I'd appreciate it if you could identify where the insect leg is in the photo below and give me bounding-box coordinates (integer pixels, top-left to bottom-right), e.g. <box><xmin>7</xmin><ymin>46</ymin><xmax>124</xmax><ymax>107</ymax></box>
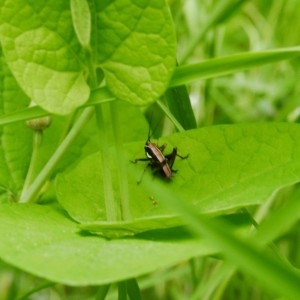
<box><xmin>159</xmin><ymin>143</ymin><xmax>167</xmax><ymax>152</ymax></box>
<box><xmin>165</xmin><ymin>147</ymin><xmax>189</xmax><ymax>171</ymax></box>
<box><xmin>165</xmin><ymin>147</ymin><xmax>178</xmax><ymax>169</ymax></box>
<box><xmin>176</xmin><ymin>153</ymin><xmax>189</xmax><ymax>159</ymax></box>
<box><xmin>131</xmin><ymin>157</ymin><xmax>149</xmax><ymax>164</ymax></box>
<box><xmin>136</xmin><ymin>163</ymin><xmax>152</xmax><ymax>185</ymax></box>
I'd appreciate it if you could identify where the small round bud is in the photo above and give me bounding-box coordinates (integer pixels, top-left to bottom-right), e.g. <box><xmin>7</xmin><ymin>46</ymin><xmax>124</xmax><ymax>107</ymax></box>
<box><xmin>26</xmin><ymin>116</ymin><xmax>52</xmax><ymax>131</ymax></box>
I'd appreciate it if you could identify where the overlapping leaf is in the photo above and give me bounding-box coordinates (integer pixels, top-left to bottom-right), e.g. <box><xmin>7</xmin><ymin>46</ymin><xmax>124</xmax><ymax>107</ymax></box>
<box><xmin>0</xmin><ymin>0</ymin><xmax>89</xmax><ymax>114</ymax></box>
<box><xmin>0</xmin><ymin>204</ymin><xmax>216</xmax><ymax>285</ymax></box>
<box><xmin>94</xmin><ymin>0</ymin><xmax>176</xmax><ymax>105</ymax></box>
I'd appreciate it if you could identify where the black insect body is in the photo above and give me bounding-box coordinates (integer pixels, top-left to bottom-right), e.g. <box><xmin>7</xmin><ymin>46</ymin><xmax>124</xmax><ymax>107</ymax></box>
<box><xmin>132</xmin><ymin>135</ymin><xmax>188</xmax><ymax>184</ymax></box>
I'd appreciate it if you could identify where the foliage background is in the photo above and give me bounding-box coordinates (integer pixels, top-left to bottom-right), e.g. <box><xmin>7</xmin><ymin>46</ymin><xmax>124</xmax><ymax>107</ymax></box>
<box><xmin>1</xmin><ymin>0</ymin><xmax>300</xmax><ymax>299</ymax></box>
<box><xmin>173</xmin><ymin>0</ymin><xmax>300</xmax><ymax>126</ymax></box>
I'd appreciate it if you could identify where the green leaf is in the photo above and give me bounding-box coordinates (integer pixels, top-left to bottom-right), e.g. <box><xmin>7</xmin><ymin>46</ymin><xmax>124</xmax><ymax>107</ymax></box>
<box><xmin>95</xmin><ymin>0</ymin><xmax>176</xmax><ymax>105</ymax></box>
<box><xmin>1</xmin><ymin>45</ymin><xmax>299</xmax><ymax>124</ymax></box>
<box><xmin>56</xmin><ymin>123</ymin><xmax>300</xmax><ymax>235</ymax></box>
<box><xmin>0</xmin><ymin>0</ymin><xmax>90</xmax><ymax>115</ymax></box>
<box><xmin>0</xmin><ymin>50</ymin><xmax>31</xmax><ymax>202</ymax></box>
<box><xmin>0</xmin><ymin>204</ymin><xmax>215</xmax><ymax>285</ymax></box>
<box><xmin>0</xmin><ymin>49</ymin><xmax>96</xmax><ymax>204</ymax></box>
<box><xmin>70</xmin><ymin>0</ymin><xmax>91</xmax><ymax>48</ymax></box>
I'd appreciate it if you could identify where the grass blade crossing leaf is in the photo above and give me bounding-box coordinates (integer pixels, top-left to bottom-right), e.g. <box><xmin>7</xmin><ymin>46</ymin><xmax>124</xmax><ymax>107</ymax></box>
<box><xmin>136</xmin><ymin>174</ymin><xmax>300</xmax><ymax>299</ymax></box>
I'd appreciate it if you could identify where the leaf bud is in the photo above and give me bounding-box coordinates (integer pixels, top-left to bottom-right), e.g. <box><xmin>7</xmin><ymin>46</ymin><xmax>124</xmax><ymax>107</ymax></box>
<box><xmin>26</xmin><ymin>116</ymin><xmax>52</xmax><ymax>131</ymax></box>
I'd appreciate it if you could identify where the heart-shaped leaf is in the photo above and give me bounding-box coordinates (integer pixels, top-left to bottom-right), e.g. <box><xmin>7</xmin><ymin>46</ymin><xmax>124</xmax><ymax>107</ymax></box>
<box><xmin>95</xmin><ymin>0</ymin><xmax>176</xmax><ymax>105</ymax></box>
<box><xmin>0</xmin><ymin>0</ymin><xmax>90</xmax><ymax>115</ymax></box>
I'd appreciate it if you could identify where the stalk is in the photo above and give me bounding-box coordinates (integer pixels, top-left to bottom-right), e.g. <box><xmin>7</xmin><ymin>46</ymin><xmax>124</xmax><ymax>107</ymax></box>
<box><xmin>19</xmin><ymin>108</ymin><xmax>94</xmax><ymax>203</ymax></box>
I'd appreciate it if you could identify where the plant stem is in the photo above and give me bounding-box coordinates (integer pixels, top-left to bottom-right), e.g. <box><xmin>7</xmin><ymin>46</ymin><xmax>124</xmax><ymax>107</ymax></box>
<box><xmin>19</xmin><ymin>130</ymin><xmax>43</xmax><ymax>202</ymax></box>
<box><xmin>111</xmin><ymin>101</ymin><xmax>131</xmax><ymax>221</ymax></box>
<box><xmin>87</xmin><ymin>49</ymin><xmax>118</xmax><ymax>221</ymax></box>
<box><xmin>95</xmin><ymin>104</ymin><xmax>118</xmax><ymax>222</ymax></box>
<box><xmin>19</xmin><ymin>107</ymin><xmax>94</xmax><ymax>203</ymax></box>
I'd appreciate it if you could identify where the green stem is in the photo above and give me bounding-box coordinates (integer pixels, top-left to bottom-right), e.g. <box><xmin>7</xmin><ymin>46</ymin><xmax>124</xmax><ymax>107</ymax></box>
<box><xmin>118</xmin><ymin>281</ymin><xmax>127</xmax><ymax>300</ymax></box>
<box><xmin>111</xmin><ymin>101</ymin><xmax>131</xmax><ymax>221</ymax></box>
<box><xmin>95</xmin><ymin>104</ymin><xmax>117</xmax><ymax>222</ymax></box>
<box><xmin>19</xmin><ymin>107</ymin><xmax>94</xmax><ymax>203</ymax></box>
<box><xmin>88</xmin><ymin>50</ymin><xmax>118</xmax><ymax>221</ymax></box>
<box><xmin>19</xmin><ymin>130</ymin><xmax>43</xmax><ymax>202</ymax></box>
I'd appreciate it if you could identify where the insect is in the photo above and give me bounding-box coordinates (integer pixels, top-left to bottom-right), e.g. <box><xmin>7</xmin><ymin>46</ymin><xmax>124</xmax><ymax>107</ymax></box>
<box><xmin>132</xmin><ymin>128</ymin><xmax>189</xmax><ymax>184</ymax></box>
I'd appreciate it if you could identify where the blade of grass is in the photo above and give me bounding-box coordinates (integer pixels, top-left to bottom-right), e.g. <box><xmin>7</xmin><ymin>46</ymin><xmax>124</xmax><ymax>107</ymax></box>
<box><xmin>156</xmin><ymin>99</ymin><xmax>185</xmax><ymax>132</ymax></box>
<box><xmin>0</xmin><ymin>87</ymin><xmax>115</xmax><ymax>126</ymax></box>
<box><xmin>254</xmin><ymin>184</ymin><xmax>300</xmax><ymax>245</ymax></box>
<box><xmin>126</xmin><ymin>278</ymin><xmax>142</xmax><ymax>300</ymax></box>
<box><xmin>135</xmin><ymin>169</ymin><xmax>300</xmax><ymax>299</ymax></box>
<box><xmin>0</xmin><ymin>106</ymin><xmax>48</xmax><ymax>126</ymax></box>
<box><xmin>118</xmin><ymin>282</ymin><xmax>127</xmax><ymax>300</ymax></box>
<box><xmin>172</xmin><ymin>46</ymin><xmax>300</xmax><ymax>87</ymax></box>
<box><xmin>192</xmin><ymin>186</ymin><xmax>300</xmax><ymax>299</ymax></box>
<box><xmin>95</xmin><ymin>284</ymin><xmax>110</xmax><ymax>300</ymax></box>
<box><xmin>164</xmin><ymin>84</ymin><xmax>197</xmax><ymax>130</ymax></box>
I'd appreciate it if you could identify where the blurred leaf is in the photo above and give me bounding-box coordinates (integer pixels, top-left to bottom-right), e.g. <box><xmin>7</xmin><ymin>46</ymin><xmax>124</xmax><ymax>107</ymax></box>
<box><xmin>139</xmin><ymin>174</ymin><xmax>300</xmax><ymax>300</ymax></box>
<box><xmin>180</xmin><ymin>0</ymin><xmax>247</xmax><ymax>63</ymax></box>
<box><xmin>0</xmin><ymin>204</ymin><xmax>216</xmax><ymax>285</ymax></box>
